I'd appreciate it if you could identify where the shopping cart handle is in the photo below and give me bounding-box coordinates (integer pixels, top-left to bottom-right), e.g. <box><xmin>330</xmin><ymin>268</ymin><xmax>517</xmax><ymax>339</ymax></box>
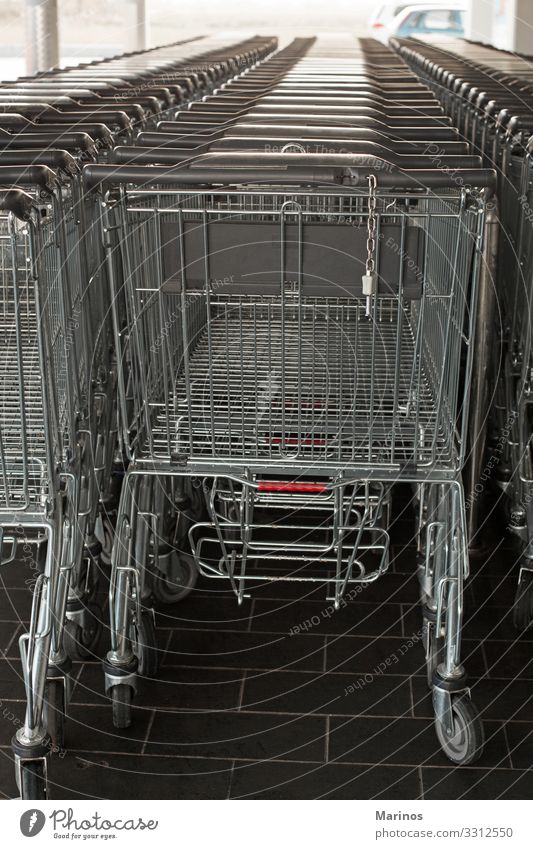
<box><xmin>111</xmin><ymin>145</ymin><xmax>209</xmax><ymax>165</ymax></box>
<box><xmin>0</xmin><ymin>187</ymin><xmax>34</xmax><ymax>220</ymax></box>
<box><xmin>0</xmin><ymin>164</ymin><xmax>57</xmax><ymax>192</ymax></box>
<box><xmin>82</xmin><ymin>162</ymin><xmax>345</xmax><ymax>189</ymax></box>
<box><xmin>0</xmin><ymin>131</ymin><xmax>97</xmax><ymax>156</ymax></box>
<box><xmin>0</xmin><ymin>150</ymin><xmax>79</xmax><ymax>176</ymax></box>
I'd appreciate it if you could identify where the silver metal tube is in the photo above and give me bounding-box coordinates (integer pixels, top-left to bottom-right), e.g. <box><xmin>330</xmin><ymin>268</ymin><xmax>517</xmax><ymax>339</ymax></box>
<box><xmin>465</xmin><ymin>201</ymin><xmax>499</xmax><ymax>547</ymax></box>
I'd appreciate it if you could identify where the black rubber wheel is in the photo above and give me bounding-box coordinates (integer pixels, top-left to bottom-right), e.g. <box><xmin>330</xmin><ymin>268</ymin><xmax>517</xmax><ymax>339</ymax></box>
<box><xmin>110</xmin><ymin>683</ymin><xmax>132</xmax><ymax>729</ymax></box>
<box><xmin>44</xmin><ymin>679</ymin><xmax>66</xmax><ymax>751</ymax></box>
<box><xmin>152</xmin><ymin>552</ymin><xmax>197</xmax><ymax>604</ymax></box>
<box><xmin>63</xmin><ymin>601</ymin><xmax>103</xmax><ymax>661</ymax></box>
<box><xmin>20</xmin><ymin>760</ymin><xmax>47</xmax><ymax>800</ymax></box>
<box><xmin>434</xmin><ymin>694</ymin><xmax>485</xmax><ymax>765</ymax></box>
<box><xmin>99</xmin><ymin>515</ymin><xmax>115</xmax><ymax>568</ymax></box>
<box><xmin>130</xmin><ymin>611</ymin><xmax>159</xmax><ymax>677</ymax></box>
<box><xmin>513</xmin><ymin>570</ymin><xmax>533</xmax><ymax>631</ymax></box>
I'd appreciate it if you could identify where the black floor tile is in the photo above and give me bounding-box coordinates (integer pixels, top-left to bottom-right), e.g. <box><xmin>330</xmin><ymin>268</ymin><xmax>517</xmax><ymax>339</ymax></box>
<box><xmin>73</xmin><ymin>664</ymin><xmax>243</xmax><ymax>712</ymax></box>
<box><xmin>469</xmin><ymin>575</ymin><xmax>519</xmax><ymax>608</ymax></box>
<box><xmin>325</xmin><ymin>633</ymin><xmax>487</xmax><ymax>678</ymax></box>
<box><xmin>164</xmin><ymin>629</ymin><xmax>326</xmax><ymax>672</ymax></box>
<box><xmin>46</xmin><ymin>753</ymin><xmax>233</xmax><ymax>800</ymax></box>
<box><xmin>0</xmin><ymin>588</ymin><xmax>32</xmax><ymax>621</ymax></box>
<box><xmin>0</xmin><ymin>748</ymin><xmax>18</xmax><ymax>798</ymax></box>
<box><xmin>0</xmin><ymin>701</ymin><xmax>25</xmax><ymax>747</ymax></box>
<box><xmin>65</xmin><ymin>704</ymin><xmax>152</xmax><ymax>754</ymax></box>
<box><xmin>0</xmin><ymin>659</ymin><xmax>26</xmax><ymax>702</ymax></box>
<box><xmin>484</xmin><ymin>639</ymin><xmax>533</xmax><ymax>679</ymax></box>
<box><xmin>0</xmin><ymin>623</ymin><xmax>21</xmax><ymax>658</ymax></box>
<box><xmin>504</xmin><ymin>722</ymin><xmax>533</xmax><ymax>769</ymax></box>
<box><xmin>155</xmin><ymin>596</ymin><xmax>253</xmax><ymax>631</ymax></box>
<box><xmin>422</xmin><ymin>766</ymin><xmax>533</xmax><ymax>800</ymax></box>
<box><xmin>229</xmin><ymin>759</ymin><xmax>421</xmax><ymax>799</ymax></box>
<box><xmin>145</xmin><ymin>710</ymin><xmax>327</xmax><ymax>762</ymax></box>
<box><xmin>250</xmin><ymin>599</ymin><xmax>403</xmax><ymax>637</ymax></box>
<box><xmin>328</xmin><ymin>716</ymin><xmax>511</xmax><ymax>768</ymax></box>
<box><xmin>241</xmin><ymin>669</ymin><xmax>412</xmax><ymax>717</ymax></box>
<box><xmin>389</xmin><ymin>544</ymin><xmax>418</xmax><ymax>574</ymax></box>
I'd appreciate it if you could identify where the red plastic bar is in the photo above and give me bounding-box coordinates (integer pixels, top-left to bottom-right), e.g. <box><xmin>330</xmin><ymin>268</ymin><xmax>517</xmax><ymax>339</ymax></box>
<box><xmin>257</xmin><ymin>481</ymin><xmax>327</xmax><ymax>493</ymax></box>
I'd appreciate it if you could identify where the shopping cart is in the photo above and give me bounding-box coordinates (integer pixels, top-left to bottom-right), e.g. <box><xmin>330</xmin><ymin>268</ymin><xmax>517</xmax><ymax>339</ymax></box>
<box><xmin>392</xmin><ymin>36</ymin><xmax>533</xmax><ymax>626</ymax></box>
<box><xmin>86</xmin><ymin>145</ymin><xmax>496</xmax><ymax>765</ymax></box>
<box><xmin>0</xmin><ymin>168</ymin><xmax>90</xmax><ymax>799</ymax></box>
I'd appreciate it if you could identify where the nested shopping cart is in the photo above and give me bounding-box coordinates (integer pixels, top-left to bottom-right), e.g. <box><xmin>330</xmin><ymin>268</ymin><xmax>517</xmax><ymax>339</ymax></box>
<box><xmin>0</xmin><ymin>166</ymin><xmax>93</xmax><ymax>799</ymax></box>
<box><xmin>392</xmin><ymin>35</ymin><xmax>533</xmax><ymax>626</ymax></box>
<box><xmin>87</xmin><ymin>146</ymin><xmax>496</xmax><ymax>765</ymax></box>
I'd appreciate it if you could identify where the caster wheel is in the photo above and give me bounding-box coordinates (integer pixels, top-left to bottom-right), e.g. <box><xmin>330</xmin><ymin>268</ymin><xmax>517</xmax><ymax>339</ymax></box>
<box><xmin>44</xmin><ymin>679</ymin><xmax>66</xmax><ymax>751</ymax></box>
<box><xmin>188</xmin><ymin>480</ymin><xmax>205</xmax><ymax>520</ymax></box>
<box><xmin>63</xmin><ymin>602</ymin><xmax>103</xmax><ymax>661</ymax></box>
<box><xmin>152</xmin><ymin>552</ymin><xmax>197</xmax><ymax>604</ymax></box>
<box><xmin>110</xmin><ymin>684</ymin><xmax>132</xmax><ymax>729</ymax></box>
<box><xmin>20</xmin><ymin>760</ymin><xmax>47</xmax><ymax>800</ymax></box>
<box><xmin>422</xmin><ymin>618</ymin><xmax>441</xmax><ymax>688</ymax></box>
<box><xmin>513</xmin><ymin>570</ymin><xmax>533</xmax><ymax>631</ymax></box>
<box><xmin>435</xmin><ymin>695</ymin><xmax>484</xmax><ymax>765</ymax></box>
<box><xmin>130</xmin><ymin>611</ymin><xmax>159</xmax><ymax>676</ymax></box>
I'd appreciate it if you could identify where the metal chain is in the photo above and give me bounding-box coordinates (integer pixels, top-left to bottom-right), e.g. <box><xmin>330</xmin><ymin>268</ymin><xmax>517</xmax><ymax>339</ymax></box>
<box><xmin>366</xmin><ymin>174</ymin><xmax>377</xmax><ymax>275</ymax></box>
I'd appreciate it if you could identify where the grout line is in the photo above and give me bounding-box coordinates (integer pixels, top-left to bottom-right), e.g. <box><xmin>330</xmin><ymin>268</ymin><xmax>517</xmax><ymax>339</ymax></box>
<box><xmin>161</xmin><ymin>629</ymin><xmax>174</xmax><ymax>665</ymax></box>
<box><xmin>69</xmin><ymin>662</ymin><xmax>86</xmax><ymax>699</ymax></box>
<box><xmin>408</xmin><ymin>676</ymin><xmax>415</xmax><ymax>719</ymax></box>
<box><xmin>226</xmin><ymin>758</ymin><xmax>236</xmax><ymax>800</ymax></box>
<box><xmin>141</xmin><ymin>709</ymin><xmax>156</xmax><ymax>755</ymax></box>
<box><xmin>237</xmin><ymin>670</ymin><xmax>247</xmax><ymax>710</ymax></box>
<box><xmin>324</xmin><ymin>714</ymin><xmax>330</xmax><ymax>764</ymax></box>
<box><xmin>246</xmin><ymin>598</ymin><xmax>256</xmax><ymax>633</ymax></box>
<box><xmin>417</xmin><ymin>766</ymin><xmax>425</xmax><ymax>800</ymax></box>
<box><xmin>2</xmin><ymin>624</ymin><xmax>21</xmax><ymax>658</ymax></box>
<box><xmin>502</xmin><ymin>722</ymin><xmax>514</xmax><ymax>770</ymax></box>
<box><xmin>480</xmin><ymin>641</ymin><xmax>491</xmax><ymax>680</ymax></box>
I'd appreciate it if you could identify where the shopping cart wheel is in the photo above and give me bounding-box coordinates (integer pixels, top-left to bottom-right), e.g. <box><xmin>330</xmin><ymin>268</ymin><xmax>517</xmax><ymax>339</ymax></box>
<box><xmin>110</xmin><ymin>684</ymin><xmax>132</xmax><ymax>729</ymax></box>
<box><xmin>19</xmin><ymin>760</ymin><xmax>47</xmax><ymax>800</ymax></box>
<box><xmin>63</xmin><ymin>601</ymin><xmax>103</xmax><ymax>661</ymax></box>
<box><xmin>44</xmin><ymin>679</ymin><xmax>66</xmax><ymax>750</ymax></box>
<box><xmin>434</xmin><ymin>695</ymin><xmax>484</xmax><ymax>766</ymax></box>
<box><xmin>131</xmin><ymin>611</ymin><xmax>159</xmax><ymax>677</ymax></box>
<box><xmin>513</xmin><ymin>569</ymin><xmax>533</xmax><ymax>631</ymax></box>
<box><xmin>152</xmin><ymin>552</ymin><xmax>198</xmax><ymax>604</ymax></box>
<box><xmin>98</xmin><ymin>514</ymin><xmax>115</xmax><ymax>568</ymax></box>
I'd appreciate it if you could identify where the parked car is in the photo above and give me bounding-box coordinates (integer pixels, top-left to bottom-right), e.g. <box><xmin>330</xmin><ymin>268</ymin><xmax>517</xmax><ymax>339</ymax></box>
<box><xmin>389</xmin><ymin>4</ymin><xmax>466</xmax><ymax>39</ymax></box>
<box><xmin>368</xmin><ymin>1</ymin><xmax>450</xmax><ymax>41</ymax></box>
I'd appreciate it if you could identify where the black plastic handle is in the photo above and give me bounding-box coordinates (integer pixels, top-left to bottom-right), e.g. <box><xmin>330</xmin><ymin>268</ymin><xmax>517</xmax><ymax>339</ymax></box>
<box><xmin>0</xmin><ymin>187</ymin><xmax>34</xmax><ymax>219</ymax></box>
<box><xmin>0</xmin><ymin>164</ymin><xmax>57</xmax><ymax>191</ymax></box>
<box><xmin>0</xmin><ymin>149</ymin><xmax>79</xmax><ymax>175</ymax></box>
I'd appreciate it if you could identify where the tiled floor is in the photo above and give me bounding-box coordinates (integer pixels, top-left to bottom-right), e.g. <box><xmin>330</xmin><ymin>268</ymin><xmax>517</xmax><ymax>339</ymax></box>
<box><xmin>1</xmin><ymin>492</ymin><xmax>532</xmax><ymax>799</ymax></box>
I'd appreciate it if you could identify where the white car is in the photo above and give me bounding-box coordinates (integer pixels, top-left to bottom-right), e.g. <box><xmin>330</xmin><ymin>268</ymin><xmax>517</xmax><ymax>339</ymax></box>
<box><xmin>388</xmin><ymin>3</ymin><xmax>466</xmax><ymax>40</ymax></box>
<box><xmin>368</xmin><ymin>1</ymin><xmax>451</xmax><ymax>42</ymax></box>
